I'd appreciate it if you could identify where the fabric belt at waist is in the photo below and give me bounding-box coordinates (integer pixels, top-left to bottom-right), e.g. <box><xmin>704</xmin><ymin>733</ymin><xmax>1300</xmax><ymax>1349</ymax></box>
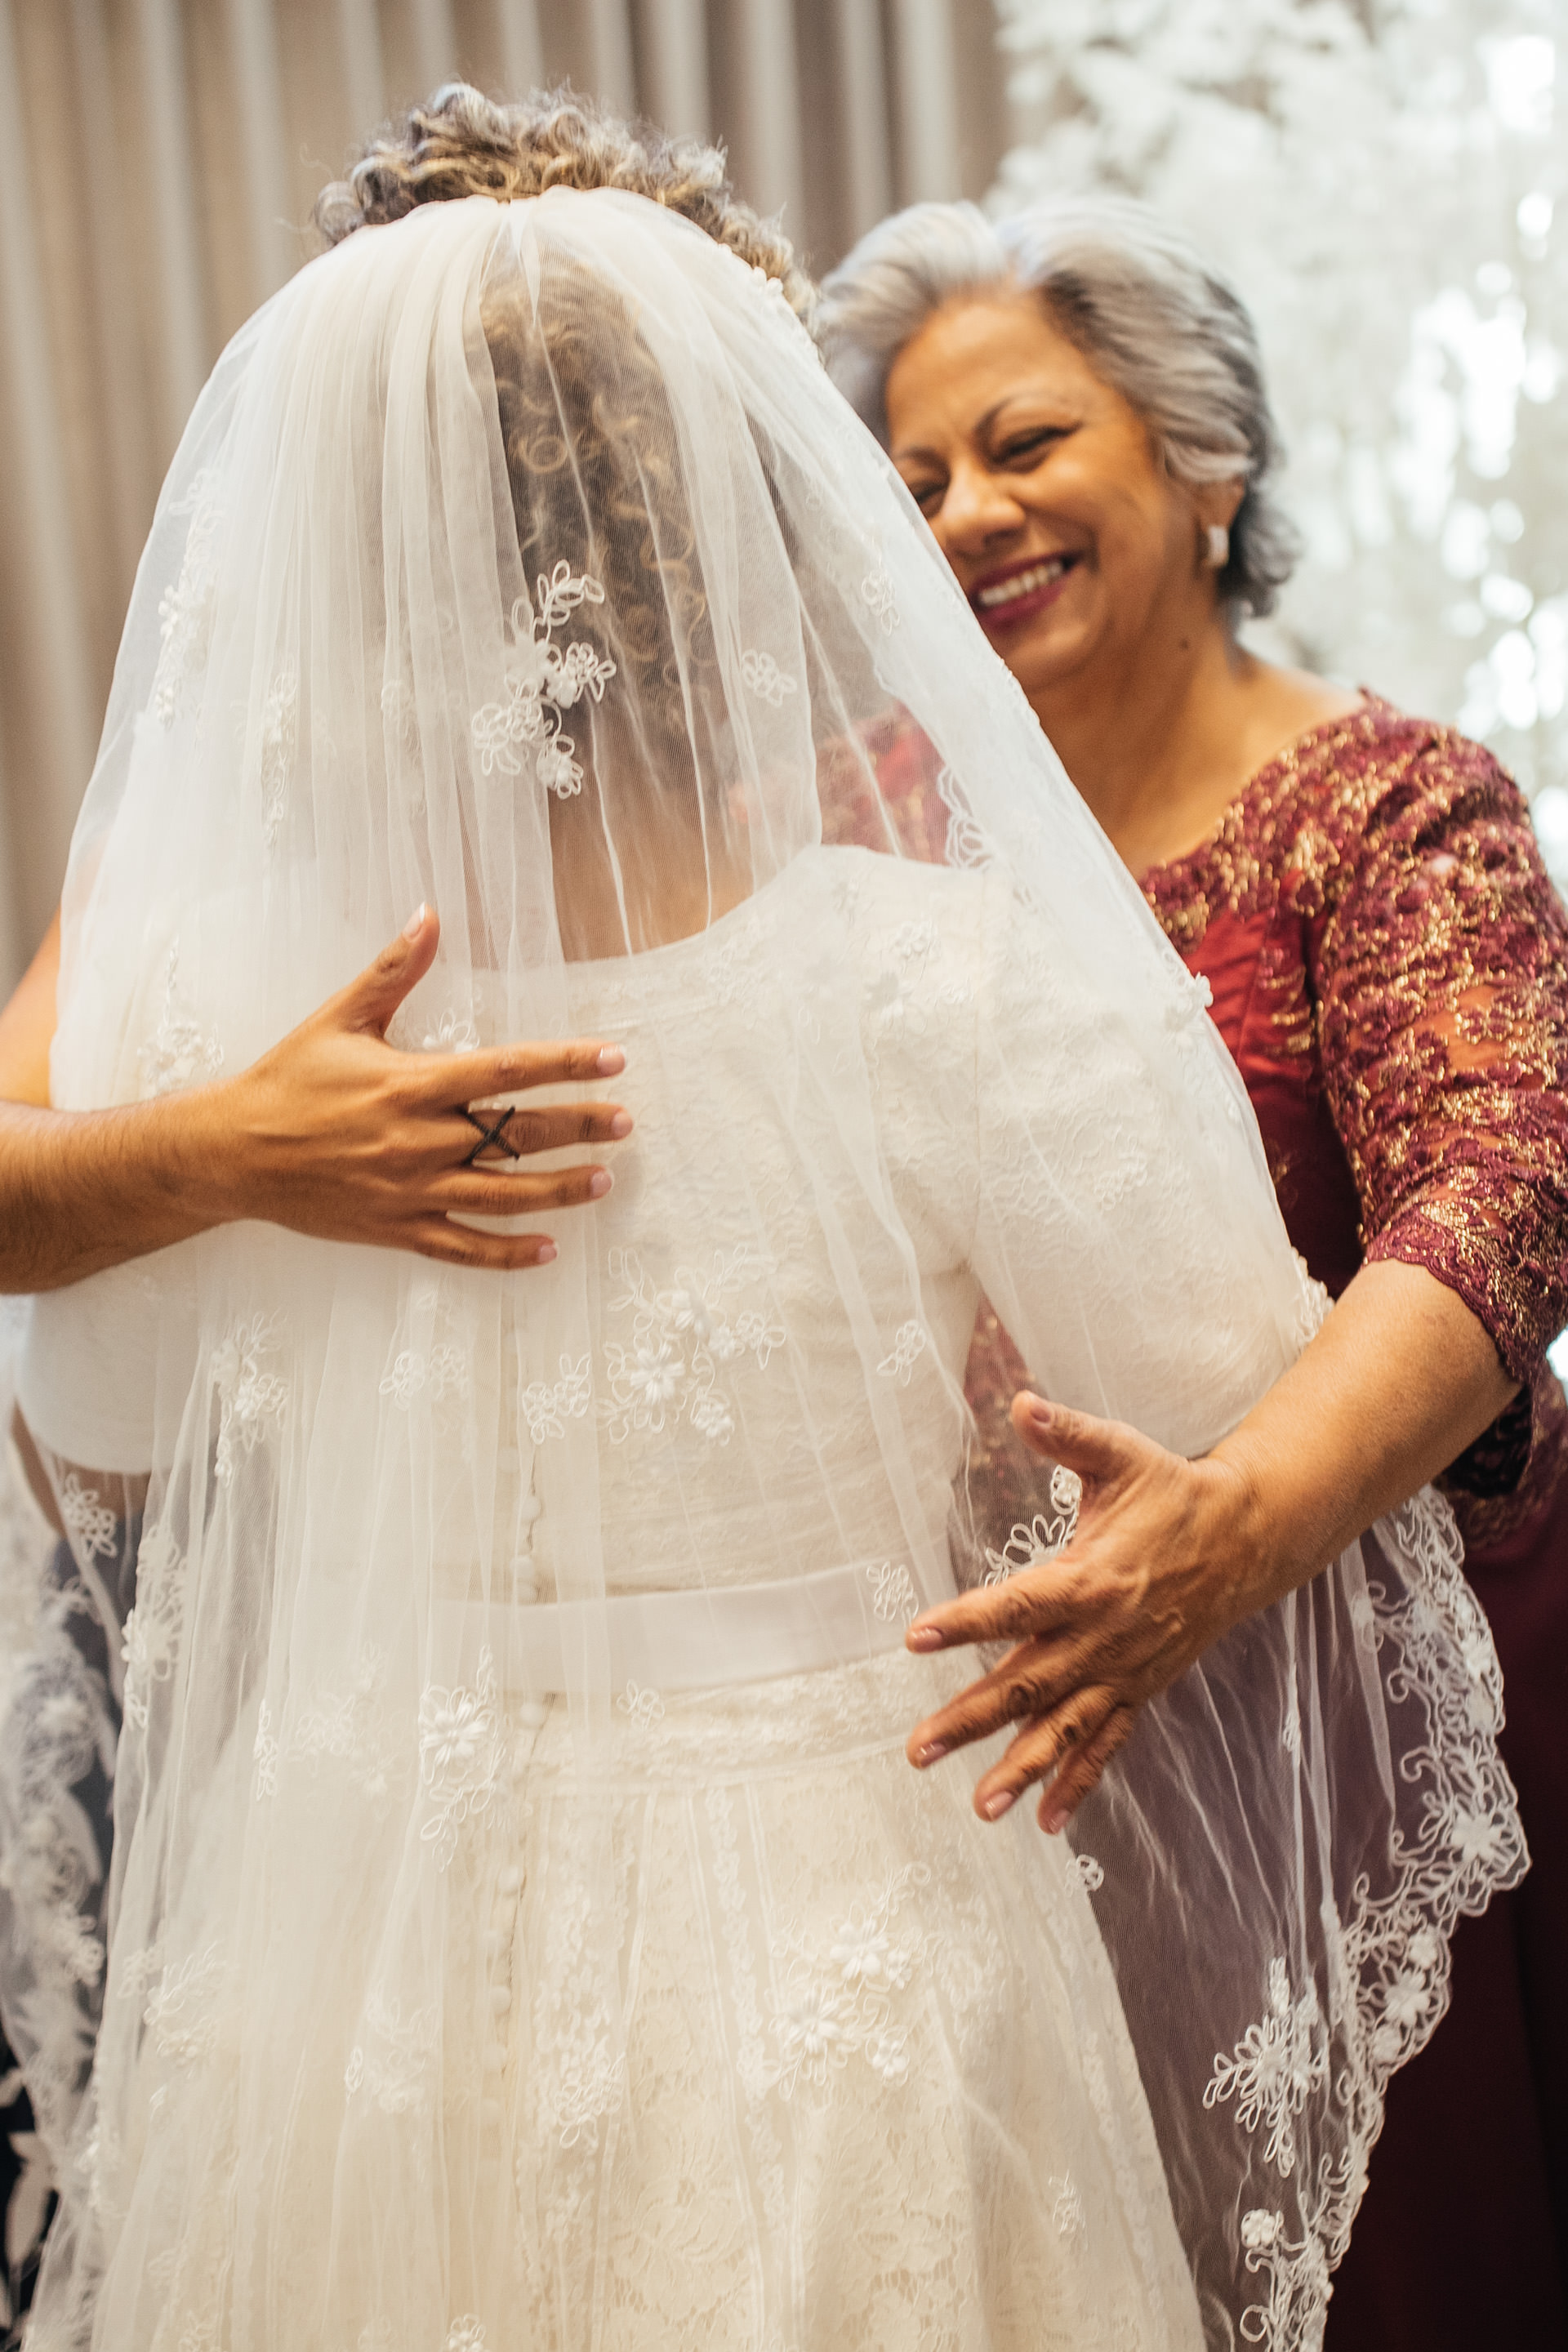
<box><xmin>444</xmin><ymin>1557</ymin><xmax>941</xmax><ymax>1696</ymax></box>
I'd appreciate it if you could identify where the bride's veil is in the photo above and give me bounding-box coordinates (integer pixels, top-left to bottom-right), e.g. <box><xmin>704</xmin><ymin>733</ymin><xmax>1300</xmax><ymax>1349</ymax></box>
<box><xmin>10</xmin><ymin>190</ymin><xmax>1522</xmax><ymax>2347</ymax></box>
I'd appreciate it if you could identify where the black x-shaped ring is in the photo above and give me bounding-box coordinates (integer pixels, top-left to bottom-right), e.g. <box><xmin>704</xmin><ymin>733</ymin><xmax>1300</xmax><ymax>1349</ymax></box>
<box><xmin>461</xmin><ymin>1107</ymin><xmax>523</xmax><ymax>1166</ymax></box>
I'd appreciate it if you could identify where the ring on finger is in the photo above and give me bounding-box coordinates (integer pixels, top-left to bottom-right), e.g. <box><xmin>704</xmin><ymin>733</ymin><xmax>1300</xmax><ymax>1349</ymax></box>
<box><xmin>461</xmin><ymin>1107</ymin><xmax>521</xmax><ymax>1166</ymax></box>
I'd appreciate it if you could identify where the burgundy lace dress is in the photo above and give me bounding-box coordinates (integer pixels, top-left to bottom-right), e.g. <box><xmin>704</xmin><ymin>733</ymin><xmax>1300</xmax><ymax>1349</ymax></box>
<box><xmin>1138</xmin><ymin>697</ymin><xmax>1568</xmax><ymax>2349</ymax></box>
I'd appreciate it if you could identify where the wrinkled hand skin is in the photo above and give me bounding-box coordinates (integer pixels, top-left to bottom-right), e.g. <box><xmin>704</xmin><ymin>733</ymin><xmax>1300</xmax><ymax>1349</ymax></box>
<box><xmin>904</xmin><ymin>1253</ymin><xmax>1518</xmax><ymax>1837</ymax></box>
<box><xmin>905</xmin><ymin>1392</ymin><xmax>1255</xmax><ymax>1834</ymax></box>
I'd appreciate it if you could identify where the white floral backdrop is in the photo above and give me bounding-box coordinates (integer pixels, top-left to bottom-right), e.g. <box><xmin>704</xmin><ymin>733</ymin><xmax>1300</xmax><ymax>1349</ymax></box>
<box><xmin>991</xmin><ymin>0</ymin><xmax>1568</xmax><ymax>887</ymax></box>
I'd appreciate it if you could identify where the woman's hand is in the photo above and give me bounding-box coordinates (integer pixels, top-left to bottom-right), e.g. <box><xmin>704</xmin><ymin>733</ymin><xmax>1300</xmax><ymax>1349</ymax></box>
<box><xmin>904</xmin><ymin>1262</ymin><xmax>1520</xmax><ymax>1835</ymax></box>
<box><xmin>207</xmin><ymin>904</ymin><xmax>630</xmax><ymax>1270</ymax></box>
<box><xmin>0</xmin><ymin>902</ymin><xmax>633</xmax><ymax>1290</ymax></box>
<box><xmin>906</xmin><ymin>1393</ymin><xmax>1259</xmax><ymax>1833</ymax></box>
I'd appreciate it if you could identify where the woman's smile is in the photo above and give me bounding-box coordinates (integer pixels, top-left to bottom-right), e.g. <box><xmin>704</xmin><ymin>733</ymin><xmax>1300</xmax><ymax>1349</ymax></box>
<box><xmin>969</xmin><ymin>549</ymin><xmax>1084</xmax><ymax>630</ymax></box>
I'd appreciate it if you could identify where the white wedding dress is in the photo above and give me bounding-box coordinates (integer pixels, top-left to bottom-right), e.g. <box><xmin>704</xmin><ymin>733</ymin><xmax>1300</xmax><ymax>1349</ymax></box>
<box><xmin>11</xmin><ymin>193</ymin><xmax>1523</xmax><ymax>2352</ymax></box>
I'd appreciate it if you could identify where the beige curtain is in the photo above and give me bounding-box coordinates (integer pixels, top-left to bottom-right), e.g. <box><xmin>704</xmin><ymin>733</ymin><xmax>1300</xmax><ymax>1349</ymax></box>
<box><xmin>0</xmin><ymin>0</ymin><xmax>1011</xmax><ymax>987</ymax></box>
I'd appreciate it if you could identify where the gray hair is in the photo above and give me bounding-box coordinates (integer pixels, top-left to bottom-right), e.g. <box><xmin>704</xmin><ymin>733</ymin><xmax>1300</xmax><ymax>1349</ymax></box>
<box><xmin>817</xmin><ymin>196</ymin><xmax>1298</xmax><ymax>620</ymax></box>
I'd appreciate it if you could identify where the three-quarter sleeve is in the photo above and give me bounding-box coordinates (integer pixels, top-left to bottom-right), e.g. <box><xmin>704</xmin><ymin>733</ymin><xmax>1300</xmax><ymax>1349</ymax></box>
<box><xmin>1312</xmin><ymin>730</ymin><xmax>1568</xmax><ymax>1380</ymax></box>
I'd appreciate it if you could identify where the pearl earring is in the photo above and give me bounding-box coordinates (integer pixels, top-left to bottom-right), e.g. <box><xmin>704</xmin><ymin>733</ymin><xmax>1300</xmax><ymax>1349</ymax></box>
<box><xmin>1205</xmin><ymin>523</ymin><xmax>1230</xmax><ymax>569</ymax></box>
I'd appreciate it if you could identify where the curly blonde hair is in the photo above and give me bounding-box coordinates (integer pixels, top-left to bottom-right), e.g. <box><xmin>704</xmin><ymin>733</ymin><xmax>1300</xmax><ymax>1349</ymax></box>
<box><xmin>316</xmin><ymin>81</ymin><xmax>814</xmax><ymax>325</ymax></box>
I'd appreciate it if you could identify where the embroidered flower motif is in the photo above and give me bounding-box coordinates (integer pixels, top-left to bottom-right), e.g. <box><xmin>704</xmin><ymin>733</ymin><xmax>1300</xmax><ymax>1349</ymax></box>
<box><xmin>601</xmin><ymin>1247</ymin><xmax>783</xmax><ymax>1446</ymax></box>
<box><xmin>876</xmin><ymin>1320</ymin><xmax>927</xmax><ymax>1384</ymax></box>
<box><xmin>258</xmin><ymin>670</ymin><xmax>298</xmax><ymax>846</ymax></box>
<box><xmin>152</xmin><ymin>474</ymin><xmax>221</xmax><ymax>725</ymax></box>
<box><xmin>345</xmin><ymin>1990</ymin><xmax>441</xmax><ymax>2118</ymax></box>
<box><xmin>982</xmin><ymin>1475</ymin><xmax>1082</xmax><ymax>1587</ymax></box>
<box><xmin>57</xmin><ymin>1473</ymin><xmax>117</xmax><ymax>1563</ymax></box>
<box><xmin>1236</xmin><ymin>2205</ymin><xmax>1331</xmax><ymax>2350</ymax></box>
<box><xmin>773</xmin><ymin>1981</ymin><xmax>853</xmax><ymax>2080</ymax></box>
<box><xmin>142</xmin><ymin>1943</ymin><xmax>225</xmax><ymax>2068</ymax></box>
<box><xmin>519</xmin><ymin>1355</ymin><xmax>591</xmax><ymax>1443</ymax></box>
<box><xmin>1203</xmin><ymin>1956</ymin><xmax>1328</xmax><ymax>2177</ymax></box>
<box><xmin>1445</xmin><ymin>1802</ymin><xmax>1515</xmax><ymax>1870</ymax></box>
<box><xmin>865</xmin><ymin>1559</ymin><xmax>918</xmax><ymax>1625</ymax></box>
<box><xmin>769</xmin><ymin>1867</ymin><xmax>927</xmax><ymax>2098</ymax></box>
<box><xmin>139</xmin><ymin>944</ymin><xmax>225</xmax><ymax>1097</ymax></box>
<box><xmin>616</xmin><ymin>1681</ymin><xmax>665</xmax><ymax>1729</ymax></box>
<box><xmin>421</xmin><ymin>1008</ymin><xmax>481</xmax><ymax>1052</ymax></box>
<box><xmin>443</xmin><ymin>2319</ymin><xmax>487</xmax><ymax>2352</ymax></box>
<box><xmin>1071</xmin><ymin>1853</ymin><xmax>1106</xmax><ymax>1893</ymax></box>
<box><xmin>934</xmin><ymin>765</ymin><xmax>1002</xmax><ymax>872</ymax></box>
<box><xmin>418</xmin><ymin>1646</ymin><xmax>506</xmax><ymax>1869</ymax></box>
<box><xmin>212</xmin><ymin>1315</ymin><xmax>289</xmax><ymax>1486</ymax></box>
<box><xmin>381</xmin><ymin>1343</ymin><xmax>470</xmax><ymax>1412</ymax></box>
<box><xmin>1381</xmin><ymin>1966</ymin><xmax>1433</xmax><ymax>2033</ymax></box>
<box><xmin>741</xmin><ymin>649</ymin><xmax>797</xmax><ymax>707</ymax></box>
<box><xmin>256</xmin><ymin>1646</ymin><xmax>406</xmax><ymax>1811</ymax></box>
<box><xmin>861</xmin><ymin>563</ymin><xmax>900</xmax><ymax>635</ymax></box>
<box><xmin>122</xmin><ymin>1520</ymin><xmax>186</xmax><ymax>1733</ymax></box>
<box><xmin>470</xmin><ymin>562</ymin><xmax>615</xmax><ymax>798</ymax></box>
<box><xmin>1049</xmin><ymin>2174</ymin><xmax>1088</xmax><ymax>2245</ymax></box>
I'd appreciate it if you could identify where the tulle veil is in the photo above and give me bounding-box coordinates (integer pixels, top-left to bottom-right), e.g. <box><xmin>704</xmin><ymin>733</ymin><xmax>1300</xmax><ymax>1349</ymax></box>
<box><xmin>1</xmin><ymin>189</ymin><xmax>1524</xmax><ymax>2350</ymax></box>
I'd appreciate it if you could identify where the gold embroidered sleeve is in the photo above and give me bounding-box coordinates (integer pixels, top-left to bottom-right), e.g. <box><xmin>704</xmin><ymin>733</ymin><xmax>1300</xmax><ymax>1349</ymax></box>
<box><xmin>1314</xmin><ymin>736</ymin><xmax>1568</xmax><ymax>1381</ymax></box>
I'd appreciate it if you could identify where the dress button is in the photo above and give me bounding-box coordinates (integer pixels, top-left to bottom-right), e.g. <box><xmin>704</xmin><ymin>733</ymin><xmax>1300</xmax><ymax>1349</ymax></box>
<box><xmin>519</xmin><ymin>1494</ymin><xmax>543</xmax><ymax>1526</ymax></box>
<box><xmin>497</xmin><ymin>1865</ymin><xmax>522</xmax><ymax>1897</ymax></box>
<box><xmin>489</xmin><ymin>1984</ymin><xmax>512</xmax><ymax>2016</ymax></box>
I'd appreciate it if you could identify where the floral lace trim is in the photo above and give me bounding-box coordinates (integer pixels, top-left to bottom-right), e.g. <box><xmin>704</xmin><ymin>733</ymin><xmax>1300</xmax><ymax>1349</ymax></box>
<box><xmin>151</xmin><ymin>474</ymin><xmax>221</xmax><ymax>727</ymax></box>
<box><xmin>768</xmin><ymin>1864</ymin><xmax>930</xmax><ymax>2095</ymax></box>
<box><xmin>1206</xmin><ymin>1486</ymin><xmax>1526</xmax><ymax>2349</ymax></box>
<box><xmin>212</xmin><ymin>1315</ymin><xmax>288</xmax><ymax>1487</ymax></box>
<box><xmin>470</xmin><ymin>562</ymin><xmax>615</xmax><ymax>799</ymax></box>
<box><xmin>138</xmin><ymin>945</ymin><xmax>223</xmax><ymax>1098</ymax></box>
<box><xmin>601</xmin><ymin>1247</ymin><xmax>784</xmax><ymax>1446</ymax></box>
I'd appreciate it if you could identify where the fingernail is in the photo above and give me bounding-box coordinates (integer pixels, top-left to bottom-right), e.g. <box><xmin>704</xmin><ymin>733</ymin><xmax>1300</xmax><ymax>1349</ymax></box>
<box><xmin>914</xmin><ymin>1741</ymin><xmax>947</xmax><ymax>1768</ymax></box>
<box><xmin>608</xmin><ymin>1111</ymin><xmax>633</xmax><ymax>1139</ymax></box>
<box><xmin>982</xmin><ymin>1789</ymin><xmax>1016</xmax><ymax>1821</ymax></box>
<box><xmin>596</xmin><ymin>1046</ymin><xmax>626</xmax><ymax>1075</ymax></box>
<box><xmin>535</xmin><ymin>1241</ymin><xmax>556</xmax><ymax>1264</ymax></box>
<box><xmin>905</xmin><ymin>1625</ymin><xmax>943</xmax><ymax>1652</ymax></box>
<box><xmin>1027</xmin><ymin>1396</ymin><xmax>1054</xmax><ymax>1427</ymax></box>
<box><xmin>588</xmin><ymin>1169</ymin><xmax>612</xmax><ymax>1199</ymax></box>
<box><xmin>403</xmin><ymin>902</ymin><xmax>428</xmax><ymax>939</ymax></box>
<box><xmin>1040</xmin><ymin>1805</ymin><xmax>1067</xmax><ymax>1836</ymax></box>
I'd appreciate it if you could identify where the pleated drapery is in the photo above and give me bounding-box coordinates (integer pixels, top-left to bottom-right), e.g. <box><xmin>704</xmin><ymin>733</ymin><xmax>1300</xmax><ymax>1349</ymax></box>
<box><xmin>0</xmin><ymin>0</ymin><xmax>1012</xmax><ymax>987</ymax></box>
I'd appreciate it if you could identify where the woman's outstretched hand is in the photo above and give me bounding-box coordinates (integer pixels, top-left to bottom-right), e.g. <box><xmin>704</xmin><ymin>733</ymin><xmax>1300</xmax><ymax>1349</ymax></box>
<box><xmin>0</xmin><ymin>902</ymin><xmax>633</xmax><ymax>1290</ymax></box>
<box><xmin>210</xmin><ymin>904</ymin><xmax>630</xmax><ymax>1269</ymax></box>
<box><xmin>905</xmin><ymin>1392</ymin><xmax>1260</xmax><ymax>1834</ymax></box>
<box><xmin>903</xmin><ymin>1260</ymin><xmax>1521</xmax><ymax>1836</ymax></box>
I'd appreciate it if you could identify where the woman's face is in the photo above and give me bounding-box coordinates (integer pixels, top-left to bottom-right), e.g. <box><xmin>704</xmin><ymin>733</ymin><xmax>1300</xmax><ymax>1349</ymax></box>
<box><xmin>884</xmin><ymin>290</ymin><xmax>1214</xmax><ymax>704</ymax></box>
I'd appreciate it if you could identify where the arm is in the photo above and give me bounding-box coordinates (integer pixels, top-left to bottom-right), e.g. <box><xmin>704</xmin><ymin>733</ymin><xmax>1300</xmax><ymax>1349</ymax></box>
<box><xmin>911</xmin><ymin>734</ymin><xmax>1566</xmax><ymax>1829</ymax></box>
<box><xmin>0</xmin><ymin>903</ymin><xmax>631</xmax><ymax>1290</ymax></box>
<box><xmin>904</xmin><ymin>1258</ymin><xmax>1515</xmax><ymax>1829</ymax></box>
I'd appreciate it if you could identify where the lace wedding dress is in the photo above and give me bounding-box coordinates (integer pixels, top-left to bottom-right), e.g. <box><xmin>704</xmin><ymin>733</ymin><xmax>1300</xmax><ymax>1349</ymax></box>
<box><xmin>7</xmin><ymin>191</ymin><xmax>1523</xmax><ymax>2351</ymax></box>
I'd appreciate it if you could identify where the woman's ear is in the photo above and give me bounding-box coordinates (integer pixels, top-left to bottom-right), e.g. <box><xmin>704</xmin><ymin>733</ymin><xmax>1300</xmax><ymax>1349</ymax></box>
<box><xmin>1195</xmin><ymin>479</ymin><xmax>1247</xmax><ymax>573</ymax></box>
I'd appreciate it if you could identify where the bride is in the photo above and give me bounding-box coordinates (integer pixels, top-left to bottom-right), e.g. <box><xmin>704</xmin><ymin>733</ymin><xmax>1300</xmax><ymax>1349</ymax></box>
<box><xmin>15</xmin><ymin>179</ymin><xmax>1520</xmax><ymax>2350</ymax></box>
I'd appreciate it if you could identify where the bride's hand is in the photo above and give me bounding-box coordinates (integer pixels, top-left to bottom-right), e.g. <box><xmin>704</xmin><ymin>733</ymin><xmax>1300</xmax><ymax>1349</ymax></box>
<box><xmin>904</xmin><ymin>1392</ymin><xmax>1258</xmax><ymax>1833</ymax></box>
<box><xmin>207</xmin><ymin>904</ymin><xmax>631</xmax><ymax>1270</ymax></box>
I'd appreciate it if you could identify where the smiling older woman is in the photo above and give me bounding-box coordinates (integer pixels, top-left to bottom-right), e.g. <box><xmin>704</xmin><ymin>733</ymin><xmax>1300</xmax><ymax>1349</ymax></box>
<box><xmin>821</xmin><ymin>196</ymin><xmax>1568</xmax><ymax>2350</ymax></box>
